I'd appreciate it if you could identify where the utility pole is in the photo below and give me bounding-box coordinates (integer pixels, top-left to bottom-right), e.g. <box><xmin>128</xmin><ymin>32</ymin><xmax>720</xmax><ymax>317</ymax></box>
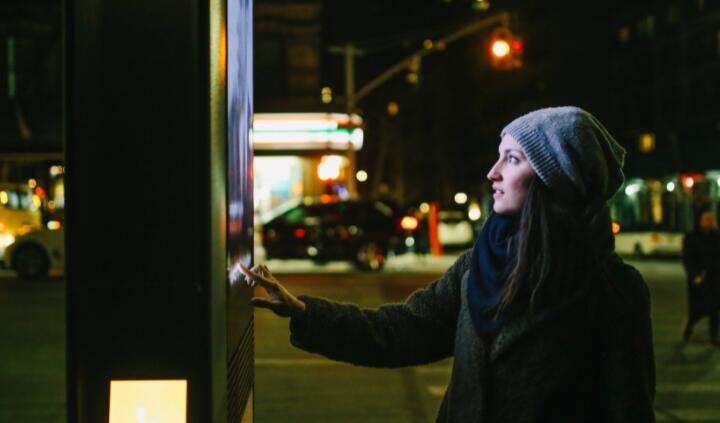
<box><xmin>329</xmin><ymin>43</ymin><xmax>365</xmax><ymax>113</ymax></box>
<box><xmin>329</xmin><ymin>43</ymin><xmax>365</xmax><ymax>196</ymax></box>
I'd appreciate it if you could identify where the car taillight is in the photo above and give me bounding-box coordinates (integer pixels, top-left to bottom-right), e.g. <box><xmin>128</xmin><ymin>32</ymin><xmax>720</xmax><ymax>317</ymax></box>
<box><xmin>294</xmin><ymin>228</ymin><xmax>306</xmax><ymax>239</ymax></box>
<box><xmin>400</xmin><ymin>216</ymin><xmax>419</xmax><ymax>231</ymax></box>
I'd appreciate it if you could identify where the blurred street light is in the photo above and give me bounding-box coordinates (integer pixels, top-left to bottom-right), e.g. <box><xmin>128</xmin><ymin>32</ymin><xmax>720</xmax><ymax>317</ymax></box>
<box><xmin>666</xmin><ymin>181</ymin><xmax>676</xmax><ymax>192</ymax></box>
<box><xmin>356</xmin><ymin>170</ymin><xmax>368</xmax><ymax>182</ymax></box>
<box><xmin>407</xmin><ymin>56</ymin><xmax>421</xmax><ymax>84</ymax></box>
<box><xmin>321</xmin><ymin>86</ymin><xmax>333</xmax><ymax>104</ymax></box>
<box><xmin>473</xmin><ymin>0</ymin><xmax>491</xmax><ymax>11</ymax></box>
<box><xmin>454</xmin><ymin>192</ymin><xmax>468</xmax><ymax>204</ymax></box>
<box><xmin>468</xmin><ymin>202</ymin><xmax>482</xmax><ymax>221</ymax></box>
<box><xmin>625</xmin><ymin>183</ymin><xmax>641</xmax><ymax>196</ymax></box>
<box><xmin>387</xmin><ymin>101</ymin><xmax>400</xmax><ymax>116</ymax></box>
<box><xmin>317</xmin><ymin>155</ymin><xmax>343</xmax><ymax>181</ymax></box>
<box><xmin>50</xmin><ymin>166</ymin><xmax>64</xmax><ymax>177</ymax></box>
<box><xmin>638</xmin><ymin>133</ymin><xmax>656</xmax><ymax>153</ymax></box>
<box><xmin>679</xmin><ymin>173</ymin><xmax>703</xmax><ymax>191</ymax></box>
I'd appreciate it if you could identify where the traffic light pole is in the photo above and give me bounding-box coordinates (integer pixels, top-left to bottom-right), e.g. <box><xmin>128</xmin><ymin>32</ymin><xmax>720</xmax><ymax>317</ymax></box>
<box><xmin>330</xmin><ymin>11</ymin><xmax>511</xmax><ymax>112</ymax></box>
<box><xmin>328</xmin><ymin>43</ymin><xmax>365</xmax><ymax>113</ymax></box>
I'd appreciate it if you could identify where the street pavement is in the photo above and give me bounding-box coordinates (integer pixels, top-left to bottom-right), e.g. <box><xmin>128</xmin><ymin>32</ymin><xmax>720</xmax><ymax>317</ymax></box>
<box><xmin>1</xmin><ymin>255</ymin><xmax>720</xmax><ymax>422</ymax></box>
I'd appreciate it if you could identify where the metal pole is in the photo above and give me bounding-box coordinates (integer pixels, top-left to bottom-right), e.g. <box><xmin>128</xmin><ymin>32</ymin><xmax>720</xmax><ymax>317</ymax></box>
<box><xmin>345</xmin><ymin>43</ymin><xmax>356</xmax><ymax>113</ymax></box>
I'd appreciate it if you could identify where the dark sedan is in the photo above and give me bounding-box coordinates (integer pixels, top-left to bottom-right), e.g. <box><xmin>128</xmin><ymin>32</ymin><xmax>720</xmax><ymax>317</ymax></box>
<box><xmin>261</xmin><ymin>198</ymin><xmax>418</xmax><ymax>271</ymax></box>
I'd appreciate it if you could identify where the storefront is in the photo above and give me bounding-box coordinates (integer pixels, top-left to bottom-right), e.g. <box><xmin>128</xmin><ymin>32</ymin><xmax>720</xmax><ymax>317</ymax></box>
<box><xmin>253</xmin><ymin>113</ymin><xmax>364</xmax><ymax>222</ymax></box>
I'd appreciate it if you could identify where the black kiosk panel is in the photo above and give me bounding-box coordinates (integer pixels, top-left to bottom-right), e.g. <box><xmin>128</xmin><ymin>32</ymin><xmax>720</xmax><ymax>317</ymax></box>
<box><xmin>65</xmin><ymin>0</ymin><xmax>254</xmax><ymax>421</ymax></box>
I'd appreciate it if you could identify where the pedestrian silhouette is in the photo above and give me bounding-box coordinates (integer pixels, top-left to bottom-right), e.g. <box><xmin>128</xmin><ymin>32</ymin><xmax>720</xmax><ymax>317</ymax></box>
<box><xmin>682</xmin><ymin>209</ymin><xmax>720</xmax><ymax>346</ymax></box>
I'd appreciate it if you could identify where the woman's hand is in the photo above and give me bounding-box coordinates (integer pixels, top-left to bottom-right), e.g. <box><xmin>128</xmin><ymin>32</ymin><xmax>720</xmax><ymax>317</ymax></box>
<box><xmin>239</xmin><ymin>263</ymin><xmax>306</xmax><ymax>318</ymax></box>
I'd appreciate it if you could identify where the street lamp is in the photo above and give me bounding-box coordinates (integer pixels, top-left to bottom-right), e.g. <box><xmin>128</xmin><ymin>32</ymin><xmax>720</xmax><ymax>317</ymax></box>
<box><xmin>454</xmin><ymin>192</ymin><xmax>468</xmax><ymax>204</ymax></box>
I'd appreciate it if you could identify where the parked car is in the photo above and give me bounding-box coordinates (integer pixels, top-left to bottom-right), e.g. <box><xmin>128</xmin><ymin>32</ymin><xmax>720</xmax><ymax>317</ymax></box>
<box><xmin>261</xmin><ymin>198</ymin><xmax>417</xmax><ymax>271</ymax></box>
<box><xmin>613</xmin><ymin>224</ymin><xmax>683</xmax><ymax>258</ymax></box>
<box><xmin>437</xmin><ymin>209</ymin><xmax>475</xmax><ymax>250</ymax></box>
<box><xmin>0</xmin><ymin>182</ymin><xmax>43</xmax><ymax>260</ymax></box>
<box><xmin>3</xmin><ymin>227</ymin><xmax>64</xmax><ymax>279</ymax></box>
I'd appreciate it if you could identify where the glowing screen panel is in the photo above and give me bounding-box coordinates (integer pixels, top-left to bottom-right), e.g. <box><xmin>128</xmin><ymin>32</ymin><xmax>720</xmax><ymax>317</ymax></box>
<box><xmin>109</xmin><ymin>380</ymin><xmax>187</xmax><ymax>423</ymax></box>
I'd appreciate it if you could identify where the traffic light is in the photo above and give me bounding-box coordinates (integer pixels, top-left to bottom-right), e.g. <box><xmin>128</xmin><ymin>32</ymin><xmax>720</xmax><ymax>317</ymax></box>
<box><xmin>489</xmin><ymin>27</ymin><xmax>523</xmax><ymax>70</ymax></box>
<box><xmin>406</xmin><ymin>55</ymin><xmax>421</xmax><ymax>84</ymax></box>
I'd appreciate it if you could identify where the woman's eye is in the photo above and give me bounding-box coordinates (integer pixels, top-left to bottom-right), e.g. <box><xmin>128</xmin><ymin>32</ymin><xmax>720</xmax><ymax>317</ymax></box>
<box><xmin>508</xmin><ymin>155</ymin><xmax>519</xmax><ymax>164</ymax></box>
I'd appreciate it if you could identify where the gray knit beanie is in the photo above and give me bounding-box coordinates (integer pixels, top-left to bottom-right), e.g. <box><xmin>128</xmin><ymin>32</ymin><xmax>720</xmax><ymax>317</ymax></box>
<box><xmin>501</xmin><ymin>106</ymin><xmax>626</xmax><ymax>205</ymax></box>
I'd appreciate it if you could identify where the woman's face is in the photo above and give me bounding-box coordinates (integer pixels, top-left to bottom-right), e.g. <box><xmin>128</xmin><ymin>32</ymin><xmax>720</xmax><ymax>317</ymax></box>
<box><xmin>487</xmin><ymin>134</ymin><xmax>536</xmax><ymax>214</ymax></box>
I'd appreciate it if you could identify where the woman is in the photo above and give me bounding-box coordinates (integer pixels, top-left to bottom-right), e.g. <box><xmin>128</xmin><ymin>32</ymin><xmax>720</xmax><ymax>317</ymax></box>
<box><xmin>682</xmin><ymin>208</ymin><xmax>720</xmax><ymax>345</ymax></box>
<box><xmin>240</xmin><ymin>106</ymin><xmax>656</xmax><ymax>422</ymax></box>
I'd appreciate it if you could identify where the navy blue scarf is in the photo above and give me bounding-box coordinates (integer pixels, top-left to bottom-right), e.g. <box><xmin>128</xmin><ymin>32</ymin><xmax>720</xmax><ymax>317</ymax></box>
<box><xmin>467</xmin><ymin>212</ymin><xmax>518</xmax><ymax>336</ymax></box>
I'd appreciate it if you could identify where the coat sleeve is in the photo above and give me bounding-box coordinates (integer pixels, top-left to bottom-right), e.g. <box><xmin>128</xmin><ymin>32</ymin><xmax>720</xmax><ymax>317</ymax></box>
<box><xmin>605</xmin><ymin>266</ymin><xmax>656</xmax><ymax>422</ymax></box>
<box><xmin>288</xmin><ymin>251</ymin><xmax>471</xmax><ymax>368</ymax></box>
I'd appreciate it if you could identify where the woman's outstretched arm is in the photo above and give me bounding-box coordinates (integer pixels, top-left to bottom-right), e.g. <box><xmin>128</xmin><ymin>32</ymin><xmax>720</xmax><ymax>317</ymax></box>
<box><xmin>240</xmin><ymin>252</ymin><xmax>471</xmax><ymax>368</ymax></box>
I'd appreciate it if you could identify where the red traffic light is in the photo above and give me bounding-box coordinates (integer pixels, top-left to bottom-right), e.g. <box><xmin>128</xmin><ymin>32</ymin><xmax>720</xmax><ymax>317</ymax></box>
<box><xmin>489</xmin><ymin>27</ymin><xmax>523</xmax><ymax>70</ymax></box>
<box><xmin>511</xmin><ymin>39</ymin><xmax>523</xmax><ymax>53</ymax></box>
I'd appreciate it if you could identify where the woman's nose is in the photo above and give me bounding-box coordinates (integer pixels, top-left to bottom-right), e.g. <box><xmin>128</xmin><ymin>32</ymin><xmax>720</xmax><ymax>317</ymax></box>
<box><xmin>487</xmin><ymin>161</ymin><xmax>501</xmax><ymax>181</ymax></box>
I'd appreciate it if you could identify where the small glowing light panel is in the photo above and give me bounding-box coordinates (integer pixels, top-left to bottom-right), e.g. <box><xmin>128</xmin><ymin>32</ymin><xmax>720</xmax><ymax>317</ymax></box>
<box><xmin>109</xmin><ymin>380</ymin><xmax>187</xmax><ymax>423</ymax></box>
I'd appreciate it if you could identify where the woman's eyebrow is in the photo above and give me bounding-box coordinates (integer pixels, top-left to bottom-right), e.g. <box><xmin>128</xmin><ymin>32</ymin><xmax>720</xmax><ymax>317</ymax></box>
<box><xmin>501</xmin><ymin>148</ymin><xmax>526</xmax><ymax>157</ymax></box>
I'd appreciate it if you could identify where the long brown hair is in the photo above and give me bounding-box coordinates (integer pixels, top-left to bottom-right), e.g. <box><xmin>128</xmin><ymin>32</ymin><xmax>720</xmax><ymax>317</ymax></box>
<box><xmin>496</xmin><ymin>177</ymin><xmax>614</xmax><ymax>315</ymax></box>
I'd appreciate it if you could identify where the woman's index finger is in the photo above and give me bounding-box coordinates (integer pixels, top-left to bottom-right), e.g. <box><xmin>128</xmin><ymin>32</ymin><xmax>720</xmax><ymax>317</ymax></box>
<box><xmin>238</xmin><ymin>263</ymin><xmax>274</xmax><ymax>288</ymax></box>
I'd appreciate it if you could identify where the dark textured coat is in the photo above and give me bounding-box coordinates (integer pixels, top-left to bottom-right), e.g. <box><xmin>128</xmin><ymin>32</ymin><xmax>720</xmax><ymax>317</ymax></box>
<box><xmin>290</xmin><ymin>251</ymin><xmax>656</xmax><ymax>422</ymax></box>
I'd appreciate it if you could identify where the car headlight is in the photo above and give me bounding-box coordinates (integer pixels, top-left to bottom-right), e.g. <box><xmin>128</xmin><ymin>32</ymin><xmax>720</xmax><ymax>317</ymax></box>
<box><xmin>0</xmin><ymin>233</ymin><xmax>15</xmax><ymax>248</ymax></box>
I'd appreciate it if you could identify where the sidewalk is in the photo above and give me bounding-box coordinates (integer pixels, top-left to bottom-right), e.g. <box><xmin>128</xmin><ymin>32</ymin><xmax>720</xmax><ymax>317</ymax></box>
<box><xmin>255</xmin><ymin>247</ymin><xmax>465</xmax><ymax>274</ymax></box>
